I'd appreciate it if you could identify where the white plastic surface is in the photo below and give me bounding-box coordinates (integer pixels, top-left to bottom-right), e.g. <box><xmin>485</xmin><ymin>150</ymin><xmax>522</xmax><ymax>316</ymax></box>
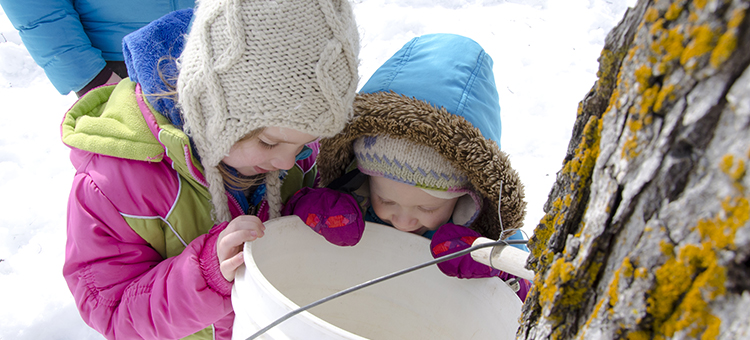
<box><xmin>232</xmin><ymin>216</ymin><xmax>522</xmax><ymax>340</ymax></box>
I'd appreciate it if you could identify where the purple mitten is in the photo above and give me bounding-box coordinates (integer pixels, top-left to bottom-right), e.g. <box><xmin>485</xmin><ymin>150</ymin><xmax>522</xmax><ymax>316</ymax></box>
<box><xmin>430</xmin><ymin>223</ymin><xmax>497</xmax><ymax>278</ymax></box>
<box><xmin>282</xmin><ymin>187</ymin><xmax>364</xmax><ymax>246</ymax></box>
<box><xmin>431</xmin><ymin>223</ymin><xmax>529</xmax><ymax>301</ymax></box>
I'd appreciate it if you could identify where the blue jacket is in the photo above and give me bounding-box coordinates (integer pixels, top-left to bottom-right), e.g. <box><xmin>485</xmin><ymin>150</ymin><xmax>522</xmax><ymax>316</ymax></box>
<box><xmin>0</xmin><ymin>0</ymin><xmax>194</xmax><ymax>94</ymax></box>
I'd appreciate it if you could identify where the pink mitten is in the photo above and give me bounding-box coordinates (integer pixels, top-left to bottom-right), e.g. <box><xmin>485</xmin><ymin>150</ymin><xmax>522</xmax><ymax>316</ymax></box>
<box><xmin>282</xmin><ymin>187</ymin><xmax>364</xmax><ymax>246</ymax></box>
<box><xmin>431</xmin><ymin>223</ymin><xmax>530</xmax><ymax>301</ymax></box>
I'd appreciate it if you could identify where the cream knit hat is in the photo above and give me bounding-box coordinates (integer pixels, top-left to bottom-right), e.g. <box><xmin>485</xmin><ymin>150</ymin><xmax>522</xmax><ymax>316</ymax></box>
<box><xmin>177</xmin><ymin>0</ymin><xmax>360</xmax><ymax>222</ymax></box>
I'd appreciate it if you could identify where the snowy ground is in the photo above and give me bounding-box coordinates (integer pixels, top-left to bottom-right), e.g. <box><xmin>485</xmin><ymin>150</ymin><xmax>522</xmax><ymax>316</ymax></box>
<box><xmin>0</xmin><ymin>1</ymin><xmax>634</xmax><ymax>338</ymax></box>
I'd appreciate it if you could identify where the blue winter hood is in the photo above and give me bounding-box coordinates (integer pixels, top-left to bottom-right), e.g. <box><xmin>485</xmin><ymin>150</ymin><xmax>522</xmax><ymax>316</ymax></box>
<box><xmin>360</xmin><ymin>33</ymin><xmax>502</xmax><ymax>147</ymax></box>
<box><xmin>315</xmin><ymin>34</ymin><xmax>526</xmax><ymax>241</ymax></box>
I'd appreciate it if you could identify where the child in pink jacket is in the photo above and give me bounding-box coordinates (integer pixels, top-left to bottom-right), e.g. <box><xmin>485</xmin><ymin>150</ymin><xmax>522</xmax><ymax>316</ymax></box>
<box><xmin>60</xmin><ymin>1</ymin><xmax>359</xmax><ymax>339</ymax></box>
<box><xmin>283</xmin><ymin>34</ymin><xmax>532</xmax><ymax>301</ymax></box>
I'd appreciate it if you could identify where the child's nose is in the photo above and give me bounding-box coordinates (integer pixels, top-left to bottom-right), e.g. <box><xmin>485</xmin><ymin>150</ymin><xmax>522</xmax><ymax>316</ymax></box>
<box><xmin>271</xmin><ymin>151</ymin><xmax>297</xmax><ymax>170</ymax></box>
<box><xmin>392</xmin><ymin>213</ymin><xmax>417</xmax><ymax>231</ymax></box>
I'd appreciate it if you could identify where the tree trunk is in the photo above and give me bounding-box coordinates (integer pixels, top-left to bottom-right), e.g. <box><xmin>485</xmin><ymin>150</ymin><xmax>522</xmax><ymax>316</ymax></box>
<box><xmin>518</xmin><ymin>0</ymin><xmax>750</xmax><ymax>339</ymax></box>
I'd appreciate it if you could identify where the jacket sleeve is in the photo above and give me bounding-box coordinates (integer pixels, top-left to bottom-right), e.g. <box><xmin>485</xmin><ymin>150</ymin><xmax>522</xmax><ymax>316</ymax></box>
<box><xmin>0</xmin><ymin>0</ymin><xmax>106</xmax><ymax>94</ymax></box>
<box><xmin>63</xmin><ymin>172</ymin><xmax>233</xmax><ymax>339</ymax></box>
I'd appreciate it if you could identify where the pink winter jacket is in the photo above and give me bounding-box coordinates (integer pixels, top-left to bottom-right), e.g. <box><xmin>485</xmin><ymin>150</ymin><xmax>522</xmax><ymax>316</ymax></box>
<box><xmin>61</xmin><ymin>80</ymin><xmax>318</xmax><ymax>339</ymax></box>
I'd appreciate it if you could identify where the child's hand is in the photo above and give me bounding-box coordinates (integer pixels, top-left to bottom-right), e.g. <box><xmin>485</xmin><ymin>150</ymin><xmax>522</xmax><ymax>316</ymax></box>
<box><xmin>431</xmin><ymin>223</ymin><xmax>530</xmax><ymax>301</ymax></box>
<box><xmin>430</xmin><ymin>223</ymin><xmax>498</xmax><ymax>278</ymax></box>
<box><xmin>282</xmin><ymin>187</ymin><xmax>364</xmax><ymax>246</ymax></box>
<box><xmin>217</xmin><ymin>215</ymin><xmax>265</xmax><ymax>282</ymax></box>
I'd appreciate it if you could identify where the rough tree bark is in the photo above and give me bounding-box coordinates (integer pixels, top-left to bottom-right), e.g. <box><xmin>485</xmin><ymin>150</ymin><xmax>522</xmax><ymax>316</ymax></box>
<box><xmin>518</xmin><ymin>0</ymin><xmax>750</xmax><ymax>339</ymax></box>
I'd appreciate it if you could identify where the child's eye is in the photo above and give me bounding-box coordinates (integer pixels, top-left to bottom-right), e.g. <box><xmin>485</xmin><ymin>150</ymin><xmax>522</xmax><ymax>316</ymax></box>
<box><xmin>377</xmin><ymin>197</ymin><xmax>395</xmax><ymax>206</ymax></box>
<box><xmin>418</xmin><ymin>207</ymin><xmax>437</xmax><ymax>213</ymax></box>
<box><xmin>259</xmin><ymin>140</ymin><xmax>277</xmax><ymax>149</ymax></box>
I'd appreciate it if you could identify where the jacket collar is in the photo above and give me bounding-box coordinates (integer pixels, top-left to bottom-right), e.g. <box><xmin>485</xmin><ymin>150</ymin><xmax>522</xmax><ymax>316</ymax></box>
<box><xmin>62</xmin><ymin>79</ymin><xmax>208</xmax><ymax>191</ymax></box>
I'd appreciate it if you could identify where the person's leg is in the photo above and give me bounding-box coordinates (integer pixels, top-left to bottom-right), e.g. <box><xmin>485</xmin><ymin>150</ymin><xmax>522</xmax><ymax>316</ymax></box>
<box><xmin>107</xmin><ymin>61</ymin><xmax>129</xmax><ymax>79</ymax></box>
<box><xmin>75</xmin><ymin>61</ymin><xmax>129</xmax><ymax>97</ymax></box>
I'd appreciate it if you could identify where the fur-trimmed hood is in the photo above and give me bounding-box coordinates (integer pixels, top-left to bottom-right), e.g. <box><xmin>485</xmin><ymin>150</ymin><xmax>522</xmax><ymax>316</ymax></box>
<box><xmin>316</xmin><ymin>34</ymin><xmax>526</xmax><ymax>240</ymax></box>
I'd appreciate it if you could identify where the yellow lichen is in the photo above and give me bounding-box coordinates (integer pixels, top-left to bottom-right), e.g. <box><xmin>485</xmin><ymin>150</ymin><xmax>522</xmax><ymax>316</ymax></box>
<box><xmin>720</xmin><ymin>154</ymin><xmax>747</xmax><ymax>183</ymax></box>
<box><xmin>665</xmin><ymin>2</ymin><xmax>684</xmax><ymax>21</ymax></box>
<box><xmin>540</xmin><ymin>258</ymin><xmax>574</xmax><ymax>305</ymax></box>
<box><xmin>728</xmin><ymin>7</ymin><xmax>746</xmax><ymax>29</ymax></box>
<box><xmin>623</xmin><ymin>135</ymin><xmax>641</xmax><ymax>159</ymax></box>
<box><xmin>635</xmin><ymin>267</ymin><xmax>648</xmax><ymax>279</ymax></box>
<box><xmin>608</xmin><ymin>269</ymin><xmax>621</xmax><ymax>307</ymax></box>
<box><xmin>655</xmin><ymin>61</ymin><xmax>667</xmax><ymax>75</ymax></box>
<box><xmin>731</xmin><ymin>160</ymin><xmax>746</xmax><ymax>182</ymax></box>
<box><xmin>648</xmin><ymin>241</ymin><xmax>687</xmax><ymax>320</ymax></box>
<box><xmin>661</xmin><ymin>241</ymin><xmax>674</xmax><ymax>255</ymax></box>
<box><xmin>634</xmin><ymin>65</ymin><xmax>653</xmax><ymax>93</ymax></box>
<box><xmin>531</xmin><ymin>214</ymin><xmax>555</xmax><ymax>260</ymax></box>
<box><xmin>648</xmin><ymin>247</ymin><xmax>696</xmax><ymax>336</ymax></box>
<box><xmin>654</xmin><ymin>84</ymin><xmax>676</xmax><ymax>113</ymax></box>
<box><xmin>645</xmin><ymin>7</ymin><xmax>660</xmax><ymax>23</ymax></box>
<box><xmin>664</xmin><ymin>253</ymin><xmax>725</xmax><ymax>337</ymax></box>
<box><xmin>626</xmin><ymin>330</ymin><xmax>651</xmax><ymax>340</ymax></box>
<box><xmin>607</xmin><ymin>257</ymin><xmax>634</xmax><ymax>307</ymax></box>
<box><xmin>627</xmin><ymin>46</ymin><xmax>638</xmax><ymax>61</ymax></box>
<box><xmin>562</xmin><ymin>116</ymin><xmax>602</xmax><ymax>183</ymax></box>
<box><xmin>574</xmin><ymin>221</ymin><xmax>586</xmax><ymax>239</ymax></box>
<box><xmin>605</xmin><ymin>88</ymin><xmax>621</xmax><ymax>114</ymax></box>
<box><xmin>720</xmin><ymin>154</ymin><xmax>735</xmax><ymax>173</ymax></box>
<box><xmin>553</xmin><ymin>196</ymin><xmax>564</xmax><ymax>210</ymax></box>
<box><xmin>543</xmin><ymin>250</ymin><xmax>554</xmax><ymax>266</ymax></box>
<box><xmin>640</xmin><ymin>85</ymin><xmax>660</xmax><ymax>115</ymax></box>
<box><xmin>622</xmin><ymin>257</ymin><xmax>635</xmax><ymax>278</ymax></box>
<box><xmin>593</xmin><ymin>297</ymin><xmax>604</xmax><ymax>317</ymax></box>
<box><xmin>646</xmin><ymin>193</ymin><xmax>748</xmax><ymax>338</ymax></box>
<box><xmin>693</xmin><ymin>0</ymin><xmax>707</xmax><ymax>10</ymax></box>
<box><xmin>680</xmin><ymin>24</ymin><xmax>717</xmax><ymax>67</ymax></box>
<box><xmin>596</xmin><ymin>49</ymin><xmax>626</xmax><ymax>95</ymax></box>
<box><xmin>649</xmin><ymin>18</ymin><xmax>666</xmax><ymax>36</ymax></box>
<box><xmin>697</xmin><ymin>196</ymin><xmax>748</xmax><ymax>250</ymax></box>
<box><xmin>703</xmin><ymin>317</ymin><xmax>722</xmax><ymax>339</ymax></box>
<box><xmin>710</xmin><ymin>30</ymin><xmax>737</xmax><ymax>68</ymax></box>
<box><xmin>540</xmin><ymin>258</ymin><xmax>601</xmax><ymax>318</ymax></box>
<box><xmin>662</xmin><ymin>27</ymin><xmax>686</xmax><ymax>62</ymax></box>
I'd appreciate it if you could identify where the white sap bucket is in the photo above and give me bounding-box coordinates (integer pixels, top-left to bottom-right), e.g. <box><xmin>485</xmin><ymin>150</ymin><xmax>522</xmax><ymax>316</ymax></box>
<box><xmin>232</xmin><ymin>216</ymin><xmax>522</xmax><ymax>340</ymax></box>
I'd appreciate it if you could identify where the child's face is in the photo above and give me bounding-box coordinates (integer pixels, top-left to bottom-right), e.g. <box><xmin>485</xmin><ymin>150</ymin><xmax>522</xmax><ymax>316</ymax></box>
<box><xmin>369</xmin><ymin>175</ymin><xmax>459</xmax><ymax>235</ymax></box>
<box><xmin>222</xmin><ymin>127</ymin><xmax>316</xmax><ymax>176</ymax></box>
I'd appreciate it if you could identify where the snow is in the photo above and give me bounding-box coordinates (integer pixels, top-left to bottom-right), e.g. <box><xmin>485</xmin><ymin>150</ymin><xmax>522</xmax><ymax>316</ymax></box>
<box><xmin>0</xmin><ymin>1</ymin><xmax>634</xmax><ymax>338</ymax></box>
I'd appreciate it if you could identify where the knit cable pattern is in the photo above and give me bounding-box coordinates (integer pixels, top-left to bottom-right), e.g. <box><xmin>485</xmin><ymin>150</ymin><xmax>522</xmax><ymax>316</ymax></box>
<box><xmin>177</xmin><ymin>0</ymin><xmax>359</xmax><ymax>222</ymax></box>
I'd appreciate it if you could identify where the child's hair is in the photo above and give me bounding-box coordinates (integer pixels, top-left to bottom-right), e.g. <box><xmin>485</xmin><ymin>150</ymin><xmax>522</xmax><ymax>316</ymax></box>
<box><xmin>218</xmin><ymin>129</ymin><xmax>265</xmax><ymax>191</ymax></box>
<box><xmin>154</xmin><ymin>56</ymin><xmax>268</xmax><ymax>195</ymax></box>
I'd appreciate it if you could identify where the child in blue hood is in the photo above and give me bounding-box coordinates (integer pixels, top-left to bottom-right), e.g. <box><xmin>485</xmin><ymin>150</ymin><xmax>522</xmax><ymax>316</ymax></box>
<box><xmin>283</xmin><ymin>33</ymin><xmax>531</xmax><ymax>301</ymax></box>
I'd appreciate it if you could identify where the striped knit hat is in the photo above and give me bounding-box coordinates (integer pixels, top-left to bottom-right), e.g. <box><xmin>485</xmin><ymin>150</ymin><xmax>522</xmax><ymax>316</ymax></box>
<box><xmin>177</xmin><ymin>0</ymin><xmax>360</xmax><ymax>222</ymax></box>
<box><xmin>354</xmin><ymin>134</ymin><xmax>481</xmax><ymax>225</ymax></box>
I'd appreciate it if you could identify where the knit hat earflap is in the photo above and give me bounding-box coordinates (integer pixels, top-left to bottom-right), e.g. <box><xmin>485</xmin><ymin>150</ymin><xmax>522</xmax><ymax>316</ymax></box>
<box><xmin>353</xmin><ymin>135</ymin><xmax>482</xmax><ymax>226</ymax></box>
<box><xmin>177</xmin><ymin>0</ymin><xmax>360</xmax><ymax>222</ymax></box>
